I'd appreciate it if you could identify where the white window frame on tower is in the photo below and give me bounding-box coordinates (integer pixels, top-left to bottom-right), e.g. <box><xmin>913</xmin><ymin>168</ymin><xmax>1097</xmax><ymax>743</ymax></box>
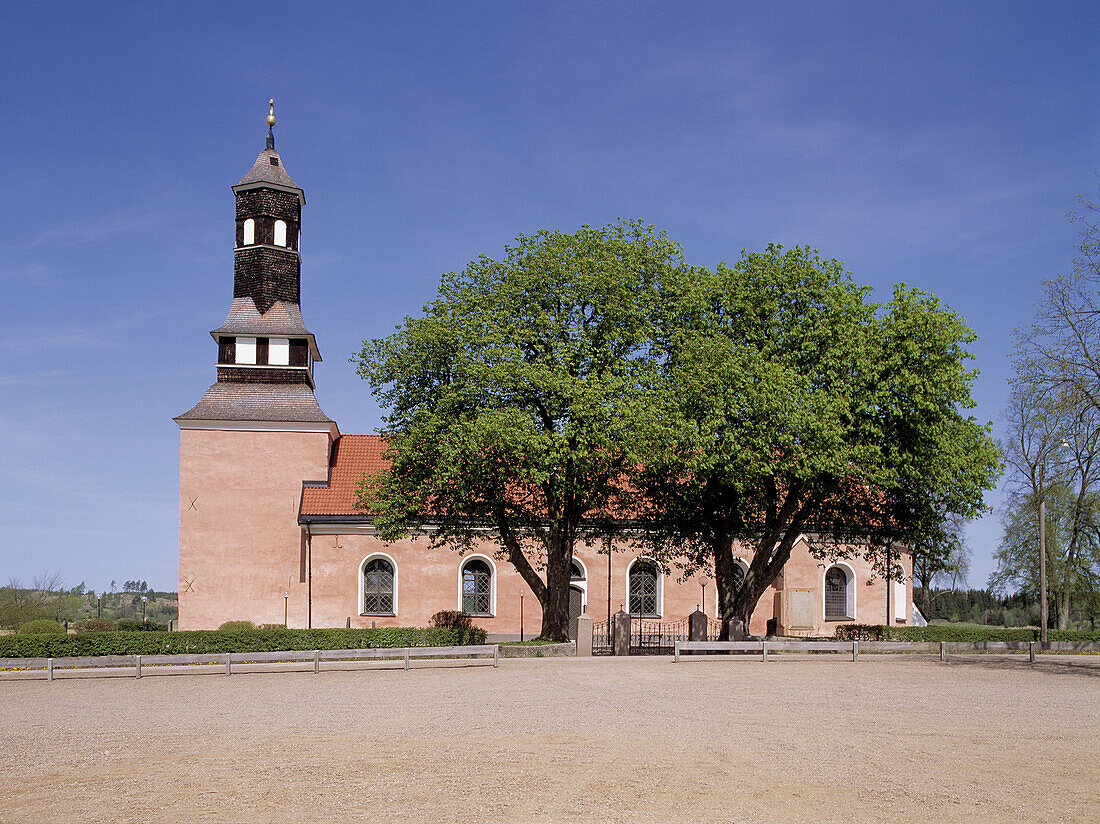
<box><xmin>242</xmin><ymin>218</ymin><xmax>255</xmax><ymax>246</ymax></box>
<box><xmin>268</xmin><ymin>338</ymin><xmax>290</xmax><ymax>366</ymax></box>
<box><xmin>274</xmin><ymin>220</ymin><xmax>287</xmax><ymax>247</ymax></box>
<box><xmin>235</xmin><ymin>337</ymin><xmax>257</xmax><ymax>365</ymax></box>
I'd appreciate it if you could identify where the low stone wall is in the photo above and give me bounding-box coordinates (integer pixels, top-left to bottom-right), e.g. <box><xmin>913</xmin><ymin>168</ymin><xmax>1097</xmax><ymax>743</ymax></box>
<box><xmin>498</xmin><ymin>642</ymin><xmax>575</xmax><ymax>658</ymax></box>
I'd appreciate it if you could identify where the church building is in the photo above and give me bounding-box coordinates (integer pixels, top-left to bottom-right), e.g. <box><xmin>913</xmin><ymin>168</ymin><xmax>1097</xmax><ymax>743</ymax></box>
<box><xmin>175</xmin><ymin>111</ymin><xmax>912</xmax><ymax>639</ymax></box>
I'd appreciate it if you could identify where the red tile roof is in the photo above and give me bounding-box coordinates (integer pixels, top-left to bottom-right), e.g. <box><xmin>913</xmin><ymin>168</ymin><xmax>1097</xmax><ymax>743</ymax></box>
<box><xmin>300</xmin><ymin>434</ymin><xmax>389</xmax><ymax>518</ymax></box>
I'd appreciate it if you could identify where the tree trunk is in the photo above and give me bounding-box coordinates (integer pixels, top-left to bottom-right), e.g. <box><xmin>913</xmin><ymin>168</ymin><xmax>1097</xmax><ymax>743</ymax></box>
<box><xmin>713</xmin><ymin>535</ymin><xmax>740</xmax><ymax>640</ymax></box>
<box><xmin>539</xmin><ymin>523</ymin><xmax>575</xmax><ymax>642</ymax></box>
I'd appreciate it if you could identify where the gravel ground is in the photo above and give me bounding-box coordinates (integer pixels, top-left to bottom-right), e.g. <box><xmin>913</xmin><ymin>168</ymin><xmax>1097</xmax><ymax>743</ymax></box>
<box><xmin>1</xmin><ymin>655</ymin><xmax>1097</xmax><ymax>823</ymax></box>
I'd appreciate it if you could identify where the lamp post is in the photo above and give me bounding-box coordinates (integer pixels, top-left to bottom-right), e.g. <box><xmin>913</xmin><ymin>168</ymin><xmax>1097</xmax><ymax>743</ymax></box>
<box><xmin>284</xmin><ymin>592</ymin><xmax>289</xmax><ymax>628</ymax></box>
<box><xmin>701</xmin><ymin>581</ymin><xmax>706</xmax><ymax>617</ymax></box>
<box><xmin>519</xmin><ymin>591</ymin><xmax>524</xmax><ymax>642</ymax></box>
<box><xmin>141</xmin><ymin>596</ymin><xmax>147</xmax><ymax>626</ymax></box>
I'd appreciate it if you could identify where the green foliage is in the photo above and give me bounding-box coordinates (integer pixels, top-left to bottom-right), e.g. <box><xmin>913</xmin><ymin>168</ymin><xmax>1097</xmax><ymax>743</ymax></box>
<box><xmin>356</xmin><ymin>220</ymin><xmax>689</xmax><ymax>641</ymax></box>
<box><xmin>116</xmin><ymin>619</ymin><xmax>167</xmax><ymax>632</ymax></box>
<box><xmin>835</xmin><ymin>623</ymin><xmax>1100</xmax><ymax>642</ymax></box>
<box><xmin>17</xmin><ymin>619</ymin><xmax>65</xmax><ymax>635</ymax></box>
<box><xmin>0</xmin><ymin>626</ymin><xmax>488</xmax><ymax>659</ymax></box>
<box><xmin>429</xmin><ymin>611</ymin><xmax>474</xmax><ymax>630</ymax></box>
<box><xmin>219</xmin><ymin>620</ymin><xmax>259</xmax><ymax>632</ymax></box>
<box><xmin>642</xmin><ymin>245</ymin><xmax>1001</xmax><ymax>636</ymax></box>
<box><xmin>73</xmin><ymin>618</ymin><xmax>117</xmax><ymax>634</ymax></box>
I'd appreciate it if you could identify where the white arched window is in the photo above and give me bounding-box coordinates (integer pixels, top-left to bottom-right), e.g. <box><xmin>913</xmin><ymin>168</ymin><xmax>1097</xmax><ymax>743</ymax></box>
<box><xmin>824</xmin><ymin>564</ymin><xmax>856</xmax><ymax>621</ymax></box>
<box><xmin>460</xmin><ymin>557</ymin><xmax>495</xmax><ymax>616</ymax></box>
<box><xmin>242</xmin><ymin>218</ymin><xmax>255</xmax><ymax>246</ymax></box>
<box><xmin>274</xmin><ymin>219</ymin><xmax>287</xmax><ymax>247</ymax></box>
<box><xmin>628</xmin><ymin>558</ymin><xmax>661</xmax><ymax>617</ymax></box>
<box><xmin>360</xmin><ymin>554</ymin><xmax>397</xmax><ymax>615</ymax></box>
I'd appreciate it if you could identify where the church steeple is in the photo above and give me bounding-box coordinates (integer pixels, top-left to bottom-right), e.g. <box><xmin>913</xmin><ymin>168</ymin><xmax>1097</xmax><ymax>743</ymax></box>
<box><xmin>175</xmin><ymin>105</ymin><xmax>331</xmax><ymax>426</ymax></box>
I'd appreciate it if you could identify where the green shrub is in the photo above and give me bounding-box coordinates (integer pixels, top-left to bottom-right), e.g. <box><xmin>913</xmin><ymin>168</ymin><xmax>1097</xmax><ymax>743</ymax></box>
<box><xmin>219</xmin><ymin>620</ymin><xmax>258</xmax><ymax>632</ymax></box>
<box><xmin>18</xmin><ymin>619</ymin><xmax>65</xmax><ymax>636</ymax></box>
<box><xmin>429</xmin><ymin>610</ymin><xmax>475</xmax><ymax>631</ymax></box>
<box><xmin>834</xmin><ymin>624</ymin><xmax>1100</xmax><ymax>642</ymax></box>
<box><xmin>116</xmin><ymin>619</ymin><xmax>167</xmax><ymax>632</ymax></box>
<box><xmin>0</xmin><ymin>625</ymin><xmax>488</xmax><ymax>659</ymax></box>
<box><xmin>73</xmin><ymin>618</ymin><xmax>117</xmax><ymax>634</ymax></box>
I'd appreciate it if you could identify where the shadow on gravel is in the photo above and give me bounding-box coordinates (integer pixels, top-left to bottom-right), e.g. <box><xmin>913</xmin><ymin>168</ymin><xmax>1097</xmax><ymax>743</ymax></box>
<box><xmin>944</xmin><ymin>655</ymin><xmax>1100</xmax><ymax>678</ymax></box>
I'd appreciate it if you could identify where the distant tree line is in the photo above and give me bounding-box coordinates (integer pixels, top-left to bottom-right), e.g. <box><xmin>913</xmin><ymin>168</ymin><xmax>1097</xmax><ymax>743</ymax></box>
<box><xmin>0</xmin><ymin>575</ymin><xmax>177</xmax><ymax>632</ymax></box>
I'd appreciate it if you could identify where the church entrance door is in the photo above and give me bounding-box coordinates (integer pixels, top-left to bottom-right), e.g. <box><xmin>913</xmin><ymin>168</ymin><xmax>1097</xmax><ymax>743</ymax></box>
<box><xmin>568</xmin><ymin>586</ymin><xmax>584</xmax><ymax>640</ymax></box>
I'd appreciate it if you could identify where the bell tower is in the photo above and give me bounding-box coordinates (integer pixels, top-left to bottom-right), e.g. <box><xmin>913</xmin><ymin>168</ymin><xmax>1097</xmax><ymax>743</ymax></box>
<box><xmin>175</xmin><ymin>103</ymin><xmax>337</xmax><ymax>630</ymax></box>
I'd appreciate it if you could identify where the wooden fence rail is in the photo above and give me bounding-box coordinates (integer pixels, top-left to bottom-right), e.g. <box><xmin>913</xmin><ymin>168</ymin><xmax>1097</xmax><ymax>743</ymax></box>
<box><xmin>1</xmin><ymin>645</ymin><xmax>500</xmax><ymax>681</ymax></box>
<box><xmin>672</xmin><ymin>639</ymin><xmax>1100</xmax><ymax>662</ymax></box>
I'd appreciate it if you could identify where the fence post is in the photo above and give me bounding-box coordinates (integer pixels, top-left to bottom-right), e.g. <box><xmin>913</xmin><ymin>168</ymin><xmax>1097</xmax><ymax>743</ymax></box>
<box><xmin>852</xmin><ymin>640</ymin><xmax>858</xmax><ymax>662</ymax></box>
<box><xmin>1029</xmin><ymin>641</ymin><xmax>1036</xmax><ymax>664</ymax></box>
<box><xmin>135</xmin><ymin>655</ymin><xmax>142</xmax><ymax>679</ymax></box>
<box><xmin>46</xmin><ymin>658</ymin><xmax>53</xmax><ymax>682</ymax></box>
<box><xmin>762</xmin><ymin>640</ymin><xmax>768</xmax><ymax>663</ymax></box>
<box><xmin>674</xmin><ymin>641</ymin><xmax>681</xmax><ymax>663</ymax></box>
<box><xmin>313</xmin><ymin>650</ymin><xmax>320</xmax><ymax>674</ymax></box>
<box><xmin>939</xmin><ymin>641</ymin><xmax>946</xmax><ymax>662</ymax></box>
<box><xmin>226</xmin><ymin>652</ymin><xmax>232</xmax><ymax>676</ymax></box>
<box><xmin>493</xmin><ymin>645</ymin><xmax>499</xmax><ymax>668</ymax></box>
<box><xmin>404</xmin><ymin>649</ymin><xmax>410</xmax><ymax>671</ymax></box>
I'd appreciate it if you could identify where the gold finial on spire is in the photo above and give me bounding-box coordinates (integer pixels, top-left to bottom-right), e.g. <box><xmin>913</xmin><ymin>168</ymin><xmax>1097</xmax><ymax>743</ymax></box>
<box><xmin>267</xmin><ymin>99</ymin><xmax>276</xmax><ymax>128</ymax></box>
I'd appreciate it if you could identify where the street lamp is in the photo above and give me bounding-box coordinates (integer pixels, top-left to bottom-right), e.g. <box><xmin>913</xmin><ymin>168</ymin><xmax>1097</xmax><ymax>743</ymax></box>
<box><xmin>519</xmin><ymin>591</ymin><xmax>524</xmax><ymax>643</ymax></box>
<box><xmin>141</xmin><ymin>596</ymin><xmax>148</xmax><ymax>626</ymax></box>
<box><xmin>284</xmin><ymin>592</ymin><xmax>289</xmax><ymax>628</ymax></box>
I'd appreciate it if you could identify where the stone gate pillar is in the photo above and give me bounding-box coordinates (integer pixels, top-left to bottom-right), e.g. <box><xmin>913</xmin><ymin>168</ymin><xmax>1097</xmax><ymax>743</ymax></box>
<box><xmin>689</xmin><ymin>609</ymin><xmax>708</xmax><ymax>642</ymax></box>
<box><xmin>575</xmin><ymin>612</ymin><xmax>593</xmax><ymax>657</ymax></box>
<box><xmin>612</xmin><ymin>609</ymin><xmax>631</xmax><ymax>656</ymax></box>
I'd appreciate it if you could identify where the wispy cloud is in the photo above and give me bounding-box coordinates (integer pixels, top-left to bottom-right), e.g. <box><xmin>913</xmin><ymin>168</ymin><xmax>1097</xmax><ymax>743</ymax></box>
<box><xmin>8</xmin><ymin>213</ymin><xmax>168</xmax><ymax>253</ymax></box>
<box><xmin>0</xmin><ymin>369</ymin><xmax>73</xmax><ymax>387</ymax></box>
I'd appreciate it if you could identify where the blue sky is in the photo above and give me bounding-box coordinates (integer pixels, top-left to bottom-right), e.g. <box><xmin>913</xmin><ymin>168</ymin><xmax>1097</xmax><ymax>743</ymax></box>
<box><xmin>1</xmin><ymin>2</ymin><xmax>1096</xmax><ymax>593</ymax></box>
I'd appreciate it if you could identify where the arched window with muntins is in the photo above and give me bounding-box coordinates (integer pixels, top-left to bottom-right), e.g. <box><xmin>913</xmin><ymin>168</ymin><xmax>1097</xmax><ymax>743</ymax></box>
<box><xmin>570</xmin><ymin>561</ymin><xmax>585</xmax><ymax>580</ymax></box>
<box><xmin>462</xmin><ymin>559</ymin><xmax>492</xmax><ymax>615</ymax></box>
<box><xmin>825</xmin><ymin>566</ymin><xmax>850</xmax><ymax>620</ymax></box>
<box><xmin>731</xmin><ymin>561</ymin><xmax>746</xmax><ymax>594</ymax></box>
<box><xmin>629</xmin><ymin>559</ymin><xmax>659</xmax><ymax>617</ymax></box>
<box><xmin>362</xmin><ymin>558</ymin><xmax>395</xmax><ymax>615</ymax></box>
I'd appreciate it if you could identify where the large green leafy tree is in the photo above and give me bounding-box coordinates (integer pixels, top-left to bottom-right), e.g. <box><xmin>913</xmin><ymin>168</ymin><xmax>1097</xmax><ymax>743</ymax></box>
<box><xmin>642</xmin><ymin>246</ymin><xmax>1001</xmax><ymax>638</ymax></box>
<box><xmin>356</xmin><ymin>221</ymin><xmax>685</xmax><ymax>641</ymax></box>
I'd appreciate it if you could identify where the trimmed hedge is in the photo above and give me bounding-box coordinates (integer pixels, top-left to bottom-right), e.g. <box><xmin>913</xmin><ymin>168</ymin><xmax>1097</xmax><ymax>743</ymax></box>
<box><xmin>0</xmin><ymin>626</ymin><xmax>487</xmax><ymax>659</ymax></box>
<box><xmin>74</xmin><ymin>618</ymin><xmax>118</xmax><ymax>634</ymax></box>
<box><xmin>834</xmin><ymin>624</ymin><xmax>1100</xmax><ymax>642</ymax></box>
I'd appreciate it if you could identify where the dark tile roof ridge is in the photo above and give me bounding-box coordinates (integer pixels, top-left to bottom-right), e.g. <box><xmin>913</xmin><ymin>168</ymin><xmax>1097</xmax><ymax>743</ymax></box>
<box><xmin>212</xmin><ymin>297</ymin><xmax>312</xmax><ymax>336</ymax></box>
<box><xmin>175</xmin><ymin>382</ymin><xmax>334</xmax><ymax>423</ymax></box>
<box><xmin>233</xmin><ymin>147</ymin><xmax>302</xmax><ymax>191</ymax></box>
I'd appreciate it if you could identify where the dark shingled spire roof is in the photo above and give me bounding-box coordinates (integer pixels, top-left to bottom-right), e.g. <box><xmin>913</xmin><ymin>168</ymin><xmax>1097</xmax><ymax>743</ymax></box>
<box><xmin>233</xmin><ymin>147</ymin><xmax>303</xmax><ymax>195</ymax></box>
<box><xmin>175</xmin><ymin>382</ymin><xmax>333</xmax><ymax>424</ymax></box>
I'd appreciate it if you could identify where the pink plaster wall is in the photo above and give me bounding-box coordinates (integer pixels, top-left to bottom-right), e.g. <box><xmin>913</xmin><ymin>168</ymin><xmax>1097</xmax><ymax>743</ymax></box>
<box><xmin>178</xmin><ymin>428</ymin><xmax>332</xmax><ymax>630</ymax></box>
<box><xmin>305</xmin><ymin>532</ymin><xmax>909</xmax><ymax>637</ymax></box>
<box><xmin>178</xmin><ymin>425</ymin><xmax>911</xmax><ymax>636</ymax></box>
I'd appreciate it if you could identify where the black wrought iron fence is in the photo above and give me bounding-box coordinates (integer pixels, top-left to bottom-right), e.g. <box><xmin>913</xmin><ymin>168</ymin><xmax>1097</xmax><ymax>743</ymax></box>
<box><xmin>707</xmin><ymin>618</ymin><xmax>724</xmax><ymax>641</ymax></box>
<box><xmin>592</xmin><ymin>620</ymin><xmax>612</xmax><ymax>655</ymax></box>
<box><xmin>591</xmin><ymin>616</ymin><xmax>692</xmax><ymax>655</ymax></box>
<box><xmin>630</xmin><ymin>618</ymin><xmax>687</xmax><ymax>655</ymax></box>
